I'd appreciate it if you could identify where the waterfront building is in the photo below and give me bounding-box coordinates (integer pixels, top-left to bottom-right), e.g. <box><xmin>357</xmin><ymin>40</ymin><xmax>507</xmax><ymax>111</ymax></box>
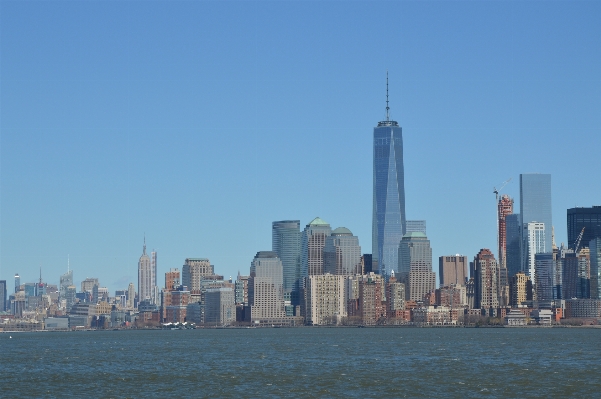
<box><xmin>510</xmin><ymin>272</ymin><xmax>532</xmax><ymax>307</ymax></box>
<box><xmin>248</xmin><ymin>252</ymin><xmax>286</xmax><ymax>322</ymax></box>
<box><xmin>520</xmin><ymin>173</ymin><xmax>553</xmax><ymax>257</ymax></box>
<box><xmin>204</xmin><ymin>287</ymin><xmax>235</xmax><ymax>326</ymax></box>
<box><xmin>434</xmin><ymin>284</ymin><xmax>466</xmax><ymax>308</ymax></box>
<box><xmin>412</xmin><ymin>306</ymin><xmax>457</xmax><ymax>326</ymax></box>
<box><xmin>272</xmin><ymin>220</ymin><xmax>301</xmax><ymax>305</ymax></box>
<box><xmin>564</xmin><ymin>299</ymin><xmax>601</xmax><ymax>318</ymax></box>
<box><xmin>372</xmin><ymin>76</ymin><xmax>406</xmax><ymax>277</ymax></box>
<box><xmin>182</xmin><ymin>258</ymin><xmax>214</xmax><ymax>294</ymax></box>
<box><xmin>164</xmin><ymin>287</ymin><xmax>190</xmax><ymax>323</ymax></box>
<box><xmin>567</xmin><ymin>206</ymin><xmax>601</xmax><ymax>249</ymax></box>
<box><xmin>386</xmin><ymin>273</ymin><xmax>406</xmax><ymax>319</ymax></box>
<box><xmin>498</xmin><ymin>194</ymin><xmax>514</xmax><ymax>270</ymax></box>
<box><xmin>0</xmin><ymin>280</ymin><xmax>6</xmax><ymax>312</ymax></box>
<box><xmin>347</xmin><ymin>273</ymin><xmax>385</xmax><ymax>325</ymax></box>
<box><xmin>590</xmin><ymin>238</ymin><xmax>601</xmax><ymax>299</ymax></box>
<box><xmin>305</xmin><ymin>273</ymin><xmax>347</xmax><ymax>325</ymax></box>
<box><xmin>535</xmin><ymin>253</ymin><xmax>554</xmax><ymax>301</ymax></box>
<box><xmin>506</xmin><ymin>214</ymin><xmax>522</xmax><ymax>278</ymax></box>
<box><xmin>398</xmin><ymin>232</ymin><xmax>436</xmax><ymax>302</ymax></box>
<box><xmin>324</xmin><ymin>227</ymin><xmax>362</xmax><ymax>276</ymax></box>
<box><xmin>301</xmin><ymin>217</ymin><xmax>332</xmax><ymax>277</ymax></box>
<box><xmin>438</xmin><ymin>255</ymin><xmax>467</xmax><ymax>286</ymax></box>
<box><xmin>523</xmin><ymin>222</ymin><xmax>546</xmax><ymax>282</ymax></box>
<box><xmin>405</xmin><ymin>220</ymin><xmax>426</xmax><ymax>235</ymax></box>
<box><xmin>472</xmin><ymin>249</ymin><xmax>499</xmax><ymax>309</ymax></box>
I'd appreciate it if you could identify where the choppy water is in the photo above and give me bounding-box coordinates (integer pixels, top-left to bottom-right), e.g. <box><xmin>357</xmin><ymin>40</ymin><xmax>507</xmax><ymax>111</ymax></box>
<box><xmin>1</xmin><ymin>327</ymin><xmax>600</xmax><ymax>398</ymax></box>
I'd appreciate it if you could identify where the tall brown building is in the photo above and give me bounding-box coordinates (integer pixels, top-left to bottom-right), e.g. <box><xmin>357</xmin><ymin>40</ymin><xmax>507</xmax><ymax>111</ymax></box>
<box><xmin>438</xmin><ymin>255</ymin><xmax>467</xmax><ymax>286</ymax></box>
<box><xmin>165</xmin><ymin>268</ymin><xmax>180</xmax><ymax>291</ymax></box>
<box><xmin>472</xmin><ymin>249</ymin><xmax>499</xmax><ymax>309</ymax></box>
<box><xmin>498</xmin><ymin>195</ymin><xmax>514</xmax><ymax>270</ymax></box>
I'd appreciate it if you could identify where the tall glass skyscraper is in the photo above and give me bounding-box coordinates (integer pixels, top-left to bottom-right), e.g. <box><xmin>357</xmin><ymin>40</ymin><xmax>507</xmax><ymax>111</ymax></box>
<box><xmin>372</xmin><ymin>77</ymin><xmax>406</xmax><ymax>277</ymax></box>
<box><xmin>520</xmin><ymin>173</ymin><xmax>552</xmax><ymax>256</ymax></box>
<box><xmin>272</xmin><ymin>220</ymin><xmax>301</xmax><ymax>304</ymax></box>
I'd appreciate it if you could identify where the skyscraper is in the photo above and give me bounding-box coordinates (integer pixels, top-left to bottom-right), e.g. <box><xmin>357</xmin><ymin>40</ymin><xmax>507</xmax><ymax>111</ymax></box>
<box><xmin>534</xmin><ymin>253</ymin><xmax>554</xmax><ymax>302</ymax></box>
<box><xmin>151</xmin><ymin>250</ymin><xmax>158</xmax><ymax>304</ymax></box>
<box><xmin>590</xmin><ymin>237</ymin><xmax>601</xmax><ymax>299</ymax></box>
<box><xmin>14</xmin><ymin>274</ymin><xmax>20</xmax><ymax>293</ymax></box>
<box><xmin>505</xmin><ymin>214</ymin><xmax>522</xmax><ymax>278</ymax></box>
<box><xmin>0</xmin><ymin>280</ymin><xmax>6</xmax><ymax>312</ymax></box>
<box><xmin>439</xmin><ymin>255</ymin><xmax>468</xmax><ymax>286</ymax></box>
<box><xmin>301</xmin><ymin>217</ymin><xmax>332</xmax><ymax>277</ymax></box>
<box><xmin>373</xmin><ymin>74</ymin><xmax>406</xmax><ymax>277</ymax></box>
<box><xmin>324</xmin><ymin>227</ymin><xmax>362</xmax><ymax>276</ymax></box>
<box><xmin>59</xmin><ymin>269</ymin><xmax>73</xmax><ymax>302</ymax></box>
<box><xmin>182</xmin><ymin>258</ymin><xmax>214</xmax><ymax>293</ymax></box>
<box><xmin>127</xmin><ymin>282</ymin><xmax>135</xmax><ymax>309</ymax></box>
<box><xmin>567</xmin><ymin>206</ymin><xmax>601</xmax><ymax>249</ymax></box>
<box><xmin>472</xmin><ymin>249</ymin><xmax>499</xmax><ymax>309</ymax></box>
<box><xmin>498</xmin><ymin>195</ymin><xmax>514</xmax><ymax>270</ymax></box>
<box><xmin>523</xmin><ymin>222</ymin><xmax>546</xmax><ymax>282</ymax></box>
<box><xmin>272</xmin><ymin>220</ymin><xmax>301</xmax><ymax>304</ymax></box>
<box><xmin>138</xmin><ymin>238</ymin><xmax>153</xmax><ymax>303</ymax></box>
<box><xmin>248</xmin><ymin>251</ymin><xmax>286</xmax><ymax>322</ymax></box>
<box><xmin>520</xmin><ymin>173</ymin><xmax>552</xmax><ymax>257</ymax></box>
<box><xmin>405</xmin><ymin>220</ymin><xmax>426</xmax><ymax>235</ymax></box>
<box><xmin>398</xmin><ymin>232</ymin><xmax>435</xmax><ymax>302</ymax></box>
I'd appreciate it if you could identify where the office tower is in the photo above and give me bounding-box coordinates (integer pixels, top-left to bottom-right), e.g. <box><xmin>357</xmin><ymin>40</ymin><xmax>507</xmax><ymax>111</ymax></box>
<box><xmin>567</xmin><ymin>206</ymin><xmax>601</xmax><ymax>249</ymax></box>
<box><xmin>398</xmin><ymin>232</ymin><xmax>436</xmax><ymax>302</ymax></box>
<box><xmin>59</xmin><ymin>270</ymin><xmax>73</xmax><ymax>302</ymax></box>
<box><xmin>301</xmin><ymin>217</ymin><xmax>332</xmax><ymax>277</ymax></box>
<box><xmin>591</xmin><ymin>238</ymin><xmax>601</xmax><ymax>299</ymax></box>
<box><xmin>324</xmin><ymin>227</ymin><xmax>362</xmax><ymax>276</ymax></box>
<box><xmin>235</xmin><ymin>272</ymin><xmax>249</xmax><ymax>305</ymax></box>
<box><xmin>405</xmin><ymin>220</ymin><xmax>426</xmax><ymax>235</ymax></box>
<box><xmin>272</xmin><ymin>220</ymin><xmax>301</xmax><ymax>304</ymax></box>
<box><xmin>523</xmin><ymin>222</ymin><xmax>546</xmax><ymax>282</ymax></box>
<box><xmin>0</xmin><ymin>280</ymin><xmax>6</xmax><ymax>312</ymax></box>
<box><xmin>498</xmin><ymin>195</ymin><xmax>514</xmax><ymax>270</ymax></box>
<box><xmin>182</xmin><ymin>258</ymin><xmax>214</xmax><ymax>293</ymax></box>
<box><xmin>305</xmin><ymin>274</ymin><xmax>347</xmax><ymax>325</ymax></box>
<box><xmin>373</xmin><ymin>75</ymin><xmax>406</xmax><ymax>277</ymax></box>
<box><xmin>14</xmin><ymin>274</ymin><xmax>20</xmax><ymax>293</ymax></box>
<box><xmin>506</xmin><ymin>214</ymin><xmax>521</xmax><ymax>279</ymax></box>
<box><xmin>165</xmin><ymin>268</ymin><xmax>180</xmax><ymax>291</ymax></box>
<box><xmin>65</xmin><ymin>285</ymin><xmax>77</xmax><ymax>311</ymax></box>
<box><xmin>472</xmin><ymin>249</ymin><xmax>499</xmax><ymax>309</ymax></box>
<box><xmin>520</xmin><ymin>173</ymin><xmax>552</xmax><ymax>257</ymax></box>
<box><xmin>439</xmin><ymin>255</ymin><xmax>468</xmax><ymax>286</ymax></box>
<box><xmin>204</xmin><ymin>288</ymin><xmax>235</xmax><ymax>326</ymax></box>
<box><xmin>510</xmin><ymin>272</ymin><xmax>532</xmax><ymax>306</ymax></box>
<box><xmin>362</xmin><ymin>254</ymin><xmax>373</xmax><ymax>274</ymax></box>
<box><xmin>248</xmin><ymin>251</ymin><xmax>285</xmax><ymax>322</ymax></box>
<box><xmin>151</xmin><ymin>250</ymin><xmax>158</xmax><ymax>304</ymax></box>
<box><xmin>535</xmin><ymin>253</ymin><xmax>554</xmax><ymax>302</ymax></box>
<box><xmin>81</xmin><ymin>278</ymin><xmax>99</xmax><ymax>294</ymax></box>
<box><xmin>127</xmin><ymin>282</ymin><xmax>135</xmax><ymax>309</ymax></box>
<box><xmin>138</xmin><ymin>238</ymin><xmax>153</xmax><ymax>303</ymax></box>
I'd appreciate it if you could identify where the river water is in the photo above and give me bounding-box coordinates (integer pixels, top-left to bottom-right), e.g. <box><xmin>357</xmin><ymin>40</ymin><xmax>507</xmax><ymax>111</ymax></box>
<box><xmin>1</xmin><ymin>327</ymin><xmax>599</xmax><ymax>398</ymax></box>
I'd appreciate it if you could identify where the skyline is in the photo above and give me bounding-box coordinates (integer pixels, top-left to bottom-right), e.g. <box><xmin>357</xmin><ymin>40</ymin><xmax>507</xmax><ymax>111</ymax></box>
<box><xmin>2</xmin><ymin>2</ymin><xmax>601</xmax><ymax>292</ymax></box>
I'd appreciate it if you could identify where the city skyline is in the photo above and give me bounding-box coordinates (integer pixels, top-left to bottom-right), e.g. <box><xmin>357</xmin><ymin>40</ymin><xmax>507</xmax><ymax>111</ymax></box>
<box><xmin>2</xmin><ymin>2</ymin><xmax>601</xmax><ymax>293</ymax></box>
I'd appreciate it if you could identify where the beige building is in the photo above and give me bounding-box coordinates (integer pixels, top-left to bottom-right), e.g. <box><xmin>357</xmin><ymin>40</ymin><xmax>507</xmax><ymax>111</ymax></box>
<box><xmin>248</xmin><ymin>252</ymin><xmax>286</xmax><ymax>322</ymax></box>
<box><xmin>182</xmin><ymin>258</ymin><xmax>214</xmax><ymax>293</ymax></box>
<box><xmin>398</xmin><ymin>232</ymin><xmax>436</xmax><ymax>302</ymax></box>
<box><xmin>438</xmin><ymin>255</ymin><xmax>467</xmax><ymax>286</ymax></box>
<box><xmin>510</xmin><ymin>271</ymin><xmax>532</xmax><ymax>307</ymax></box>
<box><xmin>305</xmin><ymin>274</ymin><xmax>347</xmax><ymax>325</ymax></box>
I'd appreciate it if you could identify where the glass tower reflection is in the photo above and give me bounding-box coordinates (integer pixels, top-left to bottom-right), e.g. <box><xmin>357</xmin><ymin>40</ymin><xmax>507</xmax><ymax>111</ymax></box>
<box><xmin>372</xmin><ymin>80</ymin><xmax>406</xmax><ymax>277</ymax></box>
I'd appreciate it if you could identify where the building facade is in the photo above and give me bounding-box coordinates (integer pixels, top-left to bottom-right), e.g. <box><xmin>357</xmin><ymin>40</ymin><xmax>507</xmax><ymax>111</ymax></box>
<box><xmin>405</xmin><ymin>220</ymin><xmax>426</xmax><ymax>235</ymax></box>
<box><xmin>567</xmin><ymin>206</ymin><xmax>601</xmax><ymax>249</ymax></box>
<box><xmin>438</xmin><ymin>255</ymin><xmax>467</xmax><ymax>286</ymax></box>
<box><xmin>324</xmin><ymin>227</ymin><xmax>362</xmax><ymax>276</ymax></box>
<box><xmin>373</xmin><ymin>82</ymin><xmax>406</xmax><ymax>277</ymax></box>
<box><xmin>590</xmin><ymin>237</ymin><xmax>601</xmax><ymax>299</ymax></box>
<box><xmin>534</xmin><ymin>253</ymin><xmax>554</xmax><ymax>302</ymax></box>
<box><xmin>398</xmin><ymin>232</ymin><xmax>436</xmax><ymax>302</ymax></box>
<box><xmin>204</xmin><ymin>287</ymin><xmax>235</xmax><ymax>326</ymax></box>
<box><xmin>305</xmin><ymin>274</ymin><xmax>347</xmax><ymax>325</ymax></box>
<box><xmin>472</xmin><ymin>249</ymin><xmax>499</xmax><ymax>309</ymax></box>
<box><xmin>182</xmin><ymin>258</ymin><xmax>214</xmax><ymax>293</ymax></box>
<box><xmin>523</xmin><ymin>222</ymin><xmax>546</xmax><ymax>283</ymax></box>
<box><xmin>248</xmin><ymin>251</ymin><xmax>286</xmax><ymax>322</ymax></box>
<box><xmin>498</xmin><ymin>194</ymin><xmax>514</xmax><ymax>270</ymax></box>
<box><xmin>520</xmin><ymin>173</ymin><xmax>552</xmax><ymax>264</ymax></box>
<box><xmin>505</xmin><ymin>213</ymin><xmax>522</xmax><ymax>278</ymax></box>
<box><xmin>138</xmin><ymin>239</ymin><xmax>154</xmax><ymax>304</ymax></box>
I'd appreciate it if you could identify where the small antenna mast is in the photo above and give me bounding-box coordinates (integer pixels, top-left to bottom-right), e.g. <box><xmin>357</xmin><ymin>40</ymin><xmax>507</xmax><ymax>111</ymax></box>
<box><xmin>386</xmin><ymin>70</ymin><xmax>390</xmax><ymax>121</ymax></box>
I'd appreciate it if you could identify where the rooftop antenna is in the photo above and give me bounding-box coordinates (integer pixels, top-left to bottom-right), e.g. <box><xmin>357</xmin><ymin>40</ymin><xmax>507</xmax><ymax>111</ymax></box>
<box><xmin>143</xmin><ymin>233</ymin><xmax>147</xmax><ymax>255</ymax></box>
<box><xmin>386</xmin><ymin>70</ymin><xmax>390</xmax><ymax>122</ymax></box>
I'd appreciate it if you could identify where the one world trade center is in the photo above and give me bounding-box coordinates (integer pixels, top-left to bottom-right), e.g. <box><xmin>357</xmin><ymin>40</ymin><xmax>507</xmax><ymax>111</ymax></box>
<box><xmin>372</xmin><ymin>74</ymin><xmax>406</xmax><ymax>277</ymax></box>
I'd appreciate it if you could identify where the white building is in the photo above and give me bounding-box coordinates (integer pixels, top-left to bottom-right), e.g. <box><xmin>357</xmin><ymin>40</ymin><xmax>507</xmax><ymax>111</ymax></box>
<box><xmin>248</xmin><ymin>252</ymin><xmax>286</xmax><ymax>322</ymax></box>
<box><xmin>523</xmin><ymin>222</ymin><xmax>545</xmax><ymax>283</ymax></box>
<box><xmin>305</xmin><ymin>274</ymin><xmax>347</xmax><ymax>325</ymax></box>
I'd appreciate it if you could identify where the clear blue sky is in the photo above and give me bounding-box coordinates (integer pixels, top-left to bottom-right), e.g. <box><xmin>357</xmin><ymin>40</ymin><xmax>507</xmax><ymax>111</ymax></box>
<box><xmin>1</xmin><ymin>1</ymin><xmax>600</xmax><ymax>293</ymax></box>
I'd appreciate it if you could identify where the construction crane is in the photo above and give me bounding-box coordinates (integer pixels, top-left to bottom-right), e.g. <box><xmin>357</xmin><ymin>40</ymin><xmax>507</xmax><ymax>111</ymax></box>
<box><xmin>573</xmin><ymin>227</ymin><xmax>585</xmax><ymax>253</ymax></box>
<box><xmin>493</xmin><ymin>178</ymin><xmax>512</xmax><ymax>202</ymax></box>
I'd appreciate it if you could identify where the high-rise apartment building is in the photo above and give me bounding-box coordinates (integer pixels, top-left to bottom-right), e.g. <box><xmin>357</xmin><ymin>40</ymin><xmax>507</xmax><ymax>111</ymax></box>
<box><xmin>523</xmin><ymin>222</ymin><xmax>546</xmax><ymax>283</ymax></box>
<box><xmin>347</xmin><ymin>273</ymin><xmax>386</xmax><ymax>325</ymax></box>
<box><xmin>567</xmin><ymin>206</ymin><xmax>601</xmax><ymax>249</ymax></box>
<box><xmin>248</xmin><ymin>252</ymin><xmax>285</xmax><ymax>322</ymax></box>
<box><xmin>510</xmin><ymin>272</ymin><xmax>532</xmax><ymax>306</ymax></box>
<box><xmin>324</xmin><ymin>227</ymin><xmax>362</xmax><ymax>276</ymax></box>
<box><xmin>127</xmin><ymin>282</ymin><xmax>135</xmax><ymax>309</ymax></box>
<box><xmin>272</xmin><ymin>220</ymin><xmax>301</xmax><ymax>304</ymax></box>
<box><xmin>520</xmin><ymin>173</ymin><xmax>552</xmax><ymax>259</ymax></box>
<box><xmin>439</xmin><ymin>255</ymin><xmax>468</xmax><ymax>286</ymax></box>
<box><xmin>305</xmin><ymin>274</ymin><xmax>347</xmax><ymax>325</ymax></box>
<box><xmin>472</xmin><ymin>249</ymin><xmax>499</xmax><ymax>309</ymax></box>
<box><xmin>590</xmin><ymin>238</ymin><xmax>601</xmax><ymax>299</ymax></box>
<box><xmin>138</xmin><ymin>239</ymin><xmax>154</xmax><ymax>303</ymax></box>
<box><xmin>498</xmin><ymin>194</ymin><xmax>514</xmax><ymax>270</ymax></box>
<box><xmin>301</xmin><ymin>217</ymin><xmax>331</xmax><ymax>277</ymax></box>
<box><xmin>398</xmin><ymin>232</ymin><xmax>436</xmax><ymax>302</ymax></box>
<box><xmin>182</xmin><ymin>258</ymin><xmax>214</xmax><ymax>293</ymax></box>
<box><xmin>373</xmin><ymin>76</ymin><xmax>406</xmax><ymax>277</ymax></box>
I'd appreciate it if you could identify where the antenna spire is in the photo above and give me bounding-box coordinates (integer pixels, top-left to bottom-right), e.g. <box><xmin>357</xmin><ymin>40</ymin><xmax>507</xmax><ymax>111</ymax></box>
<box><xmin>386</xmin><ymin>70</ymin><xmax>390</xmax><ymax>121</ymax></box>
<box><xmin>143</xmin><ymin>234</ymin><xmax>147</xmax><ymax>255</ymax></box>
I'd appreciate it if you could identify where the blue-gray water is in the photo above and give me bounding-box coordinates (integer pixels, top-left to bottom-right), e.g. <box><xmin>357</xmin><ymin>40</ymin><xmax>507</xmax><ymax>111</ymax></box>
<box><xmin>1</xmin><ymin>328</ymin><xmax>600</xmax><ymax>398</ymax></box>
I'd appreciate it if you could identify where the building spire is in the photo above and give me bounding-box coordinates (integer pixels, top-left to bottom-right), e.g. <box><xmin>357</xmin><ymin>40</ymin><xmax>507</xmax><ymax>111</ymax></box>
<box><xmin>386</xmin><ymin>70</ymin><xmax>390</xmax><ymax>122</ymax></box>
<box><xmin>143</xmin><ymin>234</ymin><xmax>147</xmax><ymax>255</ymax></box>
